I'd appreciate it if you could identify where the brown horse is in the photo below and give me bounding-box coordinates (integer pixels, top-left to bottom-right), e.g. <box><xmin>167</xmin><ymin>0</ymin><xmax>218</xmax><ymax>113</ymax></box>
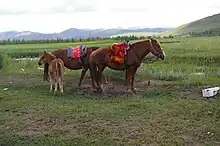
<box><xmin>89</xmin><ymin>38</ymin><xmax>166</xmax><ymax>93</ymax></box>
<box><xmin>38</xmin><ymin>51</ymin><xmax>65</xmax><ymax>95</ymax></box>
<box><xmin>38</xmin><ymin>46</ymin><xmax>108</xmax><ymax>89</ymax></box>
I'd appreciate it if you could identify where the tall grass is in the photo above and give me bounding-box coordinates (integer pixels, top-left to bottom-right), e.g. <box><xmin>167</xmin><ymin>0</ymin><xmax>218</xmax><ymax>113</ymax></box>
<box><xmin>0</xmin><ymin>53</ymin><xmax>10</xmax><ymax>71</ymax></box>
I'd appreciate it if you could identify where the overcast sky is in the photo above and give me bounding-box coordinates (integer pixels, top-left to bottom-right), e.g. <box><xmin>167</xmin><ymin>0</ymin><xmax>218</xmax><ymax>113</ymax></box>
<box><xmin>0</xmin><ymin>0</ymin><xmax>219</xmax><ymax>33</ymax></box>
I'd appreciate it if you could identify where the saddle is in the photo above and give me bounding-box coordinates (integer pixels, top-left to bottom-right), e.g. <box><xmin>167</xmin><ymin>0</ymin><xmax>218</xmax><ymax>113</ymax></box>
<box><xmin>109</xmin><ymin>42</ymin><xmax>129</xmax><ymax>64</ymax></box>
<box><xmin>66</xmin><ymin>45</ymin><xmax>88</xmax><ymax>70</ymax></box>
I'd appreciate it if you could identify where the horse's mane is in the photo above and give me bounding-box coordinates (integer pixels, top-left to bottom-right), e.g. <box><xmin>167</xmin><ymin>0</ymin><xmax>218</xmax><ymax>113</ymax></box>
<box><xmin>90</xmin><ymin>46</ymin><xmax>100</xmax><ymax>51</ymax></box>
<box><xmin>130</xmin><ymin>39</ymin><xmax>151</xmax><ymax>47</ymax></box>
<box><xmin>131</xmin><ymin>38</ymin><xmax>161</xmax><ymax>47</ymax></box>
<box><xmin>150</xmin><ymin>38</ymin><xmax>162</xmax><ymax>47</ymax></box>
<box><xmin>47</xmin><ymin>52</ymin><xmax>56</xmax><ymax>59</ymax></box>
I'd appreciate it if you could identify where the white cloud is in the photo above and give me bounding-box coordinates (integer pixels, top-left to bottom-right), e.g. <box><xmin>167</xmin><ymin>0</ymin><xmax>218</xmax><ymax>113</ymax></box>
<box><xmin>0</xmin><ymin>0</ymin><xmax>219</xmax><ymax>33</ymax></box>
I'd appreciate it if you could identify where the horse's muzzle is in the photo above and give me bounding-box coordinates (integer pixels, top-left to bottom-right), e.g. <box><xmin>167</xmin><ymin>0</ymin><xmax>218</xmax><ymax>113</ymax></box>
<box><xmin>160</xmin><ymin>55</ymin><xmax>165</xmax><ymax>60</ymax></box>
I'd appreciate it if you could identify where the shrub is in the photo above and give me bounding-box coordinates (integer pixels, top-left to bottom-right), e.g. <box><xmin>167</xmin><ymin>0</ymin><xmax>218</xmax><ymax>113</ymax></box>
<box><xmin>0</xmin><ymin>53</ymin><xmax>9</xmax><ymax>70</ymax></box>
<box><xmin>0</xmin><ymin>54</ymin><xmax>3</xmax><ymax>69</ymax></box>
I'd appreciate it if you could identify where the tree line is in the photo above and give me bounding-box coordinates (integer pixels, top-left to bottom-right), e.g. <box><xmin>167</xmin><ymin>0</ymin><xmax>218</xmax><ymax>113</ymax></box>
<box><xmin>189</xmin><ymin>28</ymin><xmax>220</xmax><ymax>37</ymax></box>
<box><xmin>0</xmin><ymin>37</ymin><xmax>108</xmax><ymax>45</ymax></box>
<box><xmin>0</xmin><ymin>35</ymin><xmax>151</xmax><ymax>45</ymax></box>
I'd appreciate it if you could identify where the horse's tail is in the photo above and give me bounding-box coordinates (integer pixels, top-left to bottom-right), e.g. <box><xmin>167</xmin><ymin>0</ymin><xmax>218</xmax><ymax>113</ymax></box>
<box><xmin>56</xmin><ymin>60</ymin><xmax>64</xmax><ymax>81</ymax></box>
<box><xmin>89</xmin><ymin>56</ymin><xmax>98</xmax><ymax>87</ymax></box>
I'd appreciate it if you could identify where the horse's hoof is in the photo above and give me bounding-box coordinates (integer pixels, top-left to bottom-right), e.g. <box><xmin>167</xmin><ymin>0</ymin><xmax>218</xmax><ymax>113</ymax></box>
<box><xmin>54</xmin><ymin>92</ymin><xmax>58</xmax><ymax>96</ymax></box>
<box><xmin>127</xmin><ymin>89</ymin><xmax>135</xmax><ymax>96</ymax></box>
<box><xmin>132</xmin><ymin>88</ymin><xmax>138</xmax><ymax>93</ymax></box>
<box><xmin>91</xmin><ymin>87</ymin><xmax>97</xmax><ymax>92</ymax></box>
<box><xmin>77</xmin><ymin>85</ymin><xmax>82</xmax><ymax>89</ymax></box>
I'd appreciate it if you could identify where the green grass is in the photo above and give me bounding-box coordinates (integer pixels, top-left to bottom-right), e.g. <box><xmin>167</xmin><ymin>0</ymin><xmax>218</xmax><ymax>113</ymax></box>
<box><xmin>1</xmin><ymin>84</ymin><xmax>220</xmax><ymax>145</ymax></box>
<box><xmin>1</xmin><ymin>36</ymin><xmax>220</xmax><ymax>145</ymax></box>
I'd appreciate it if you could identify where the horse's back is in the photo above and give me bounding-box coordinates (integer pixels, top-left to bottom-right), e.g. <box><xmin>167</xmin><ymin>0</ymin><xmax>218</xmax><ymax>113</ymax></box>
<box><xmin>90</xmin><ymin>47</ymin><xmax>109</xmax><ymax>61</ymax></box>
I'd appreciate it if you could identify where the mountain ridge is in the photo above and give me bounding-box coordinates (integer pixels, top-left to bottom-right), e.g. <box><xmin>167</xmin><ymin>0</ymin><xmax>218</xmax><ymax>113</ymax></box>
<box><xmin>0</xmin><ymin>27</ymin><xmax>172</xmax><ymax>40</ymax></box>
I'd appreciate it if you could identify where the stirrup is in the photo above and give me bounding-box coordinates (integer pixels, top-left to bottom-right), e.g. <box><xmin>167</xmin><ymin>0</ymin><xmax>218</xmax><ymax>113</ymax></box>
<box><xmin>79</xmin><ymin>57</ymin><xmax>86</xmax><ymax>71</ymax></box>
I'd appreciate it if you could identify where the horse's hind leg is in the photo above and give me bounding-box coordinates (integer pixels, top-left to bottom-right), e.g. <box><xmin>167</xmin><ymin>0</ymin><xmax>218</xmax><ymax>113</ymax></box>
<box><xmin>102</xmin><ymin>73</ymin><xmax>108</xmax><ymax>84</ymax></box>
<box><xmin>98</xmin><ymin>66</ymin><xmax>105</xmax><ymax>93</ymax></box>
<box><xmin>78</xmin><ymin>69</ymin><xmax>87</xmax><ymax>88</ymax></box>
<box><xmin>89</xmin><ymin>68</ymin><xmax>97</xmax><ymax>90</ymax></box>
<box><xmin>49</xmin><ymin>79</ymin><xmax>53</xmax><ymax>92</ymax></box>
<box><xmin>54</xmin><ymin>81</ymin><xmax>58</xmax><ymax>95</ymax></box>
<box><xmin>48</xmin><ymin>73</ymin><xmax>53</xmax><ymax>92</ymax></box>
<box><xmin>59</xmin><ymin>78</ymin><xmax>64</xmax><ymax>94</ymax></box>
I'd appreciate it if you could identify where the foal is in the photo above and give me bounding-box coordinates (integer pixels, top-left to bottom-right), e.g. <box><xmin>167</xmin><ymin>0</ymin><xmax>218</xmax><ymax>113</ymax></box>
<box><xmin>38</xmin><ymin>51</ymin><xmax>64</xmax><ymax>95</ymax></box>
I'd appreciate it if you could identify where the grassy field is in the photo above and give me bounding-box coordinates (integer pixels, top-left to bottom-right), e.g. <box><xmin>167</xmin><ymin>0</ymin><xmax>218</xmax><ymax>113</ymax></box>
<box><xmin>0</xmin><ymin>40</ymin><xmax>116</xmax><ymax>58</ymax></box>
<box><xmin>1</xmin><ymin>36</ymin><xmax>220</xmax><ymax>145</ymax></box>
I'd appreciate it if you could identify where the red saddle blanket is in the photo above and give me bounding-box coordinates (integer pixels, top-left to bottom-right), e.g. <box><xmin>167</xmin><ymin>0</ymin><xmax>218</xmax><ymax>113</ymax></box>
<box><xmin>109</xmin><ymin>42</ymin><xmax>129</xmax><ymax>64</ymax></box>
<box><xmin>67</xmin><ymin>45</ymin><xmax>87</xmax><ymax>59</ymax></box>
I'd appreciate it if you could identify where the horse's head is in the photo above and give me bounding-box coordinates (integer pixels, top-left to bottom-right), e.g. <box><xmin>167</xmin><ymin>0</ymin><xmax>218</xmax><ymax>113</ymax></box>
<box><xmin>38</xmin><ymin>50</ymin><xmax>55</xmax><ymax>65</ymax></box>
<box><xmin>149</xmin><ymin>38</ymin><xmax>166</xmax><ymax>60</ymax></box>
<box><xmin>38</xmin><ymin>50</ymin><xmax>47</xmax><ymax>66</ymax></box>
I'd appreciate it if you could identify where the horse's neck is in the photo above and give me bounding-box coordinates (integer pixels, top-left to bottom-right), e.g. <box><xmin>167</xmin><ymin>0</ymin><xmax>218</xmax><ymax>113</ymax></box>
<box><xmin>47</xmin><ymin>55</ymin><xmax>56</xmax><ymax>64</ymax></box>
<box><xmin>52</xmin><ymin>49</ymin><xmax>63</xmax><ymax>60</ymax></box>
<box><xmin>131</xmin><ymin>41</ymin><xmax>150</xmax><ymax>60</ymax></box>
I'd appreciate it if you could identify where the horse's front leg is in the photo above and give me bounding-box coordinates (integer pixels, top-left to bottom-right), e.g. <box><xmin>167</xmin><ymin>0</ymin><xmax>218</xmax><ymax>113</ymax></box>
<box><xmin>89</xmin><ymin>68</ymin><xmax>97</xmax><ymax>90</ymax></box>
<box><xmin>98</xmin><ymin>66</ymin><xmax>106</xmax><ymax>93</ymax></box>
<box><xmin>125</xmin><ymin>68</ymin><xmax>132</xmax><ymax>90</ymax></box>
<box><xmin>125</xmin><ymin>68</ymin><xmax>135</xmax><ymax>95</ymax></box>
<box><xmin>124</xmin><ymin>69</ymin><xmax>128</xmax><ymax>87</ymax></box>
<box><xmin>78</xmin><ymin>68</ymin><xmax>87</xmax><ymax>89</ymax></box>
<box><xmin>131</xmin><ymin>67</ymin><xmax>138</xmax><ymax>93</ymax></box>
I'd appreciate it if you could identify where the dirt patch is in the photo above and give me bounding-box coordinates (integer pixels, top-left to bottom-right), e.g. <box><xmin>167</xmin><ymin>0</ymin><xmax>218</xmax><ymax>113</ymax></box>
<box><xmin>0</xmin><ymin>72</ymin><xmax>203</xmax><ymax>99</ymax></box>
<box><xmin>16</xmin><ymin>114</ymin><xmax>78</xmax><ymax>137</ymax></box>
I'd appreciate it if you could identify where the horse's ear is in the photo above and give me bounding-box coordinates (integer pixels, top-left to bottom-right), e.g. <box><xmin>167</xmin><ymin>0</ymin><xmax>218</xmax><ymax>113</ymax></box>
<box><xmin>40</xmin><ymin>50</ymin><xmax>46</xmax><ymax>55</ymax></box>
<box><xmin>150</xmin><ymin>37</ymin><xmax>155</xmax><ymax>42</ymax></box>
<box><xmin>128</xmin><ymin>41</ymin><xmax>132</xmax><ymax>47</ymax></box>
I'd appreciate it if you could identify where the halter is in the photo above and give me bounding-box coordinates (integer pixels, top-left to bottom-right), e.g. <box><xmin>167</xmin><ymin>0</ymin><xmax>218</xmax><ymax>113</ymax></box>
<box><xmin>149</xmin><ymin>39</ymin><xmax>161</xmax><ymax>59</ymax></box>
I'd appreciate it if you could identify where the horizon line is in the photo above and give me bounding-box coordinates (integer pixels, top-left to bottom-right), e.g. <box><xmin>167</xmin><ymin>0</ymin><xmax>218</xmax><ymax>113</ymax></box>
<box><xmin>0</xmin><ymin>26</ymin><xmax>175</xmax><ymax>34</ymax></box>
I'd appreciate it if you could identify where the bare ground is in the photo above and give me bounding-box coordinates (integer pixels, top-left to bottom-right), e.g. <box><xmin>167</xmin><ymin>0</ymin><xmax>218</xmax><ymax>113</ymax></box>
<box><xmin>0</xmin><ymin>72</ymin><xmax>203</xmax><ymax>99</ymax></box>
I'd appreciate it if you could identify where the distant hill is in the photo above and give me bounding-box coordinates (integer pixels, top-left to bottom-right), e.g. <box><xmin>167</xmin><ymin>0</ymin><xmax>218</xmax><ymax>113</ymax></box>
<box><xmin>0</xmin><ymin>28</ymin><xmax>171</xmax><ymax>40</ymax></box>
<box><xmin>110</xmin><ymin>32</ymin><xmax>159</xmax><ymax>37</ymax></box>
<box><xmin>160</xmin><ymin>13</ymin><xmax>220</xmax><ymax>36</ymax></box>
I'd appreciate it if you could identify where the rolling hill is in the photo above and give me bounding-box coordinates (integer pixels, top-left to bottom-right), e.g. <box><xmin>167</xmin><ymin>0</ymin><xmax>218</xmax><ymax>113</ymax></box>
<box><xmin>160</xmin><ymin>13</ymin><xmax>220</xmax><ymax>36</ymax></box>
<box><xmin>0</xmin><ymin>28</ymin><xmax>171</xmax><ymax>40</ymax></box>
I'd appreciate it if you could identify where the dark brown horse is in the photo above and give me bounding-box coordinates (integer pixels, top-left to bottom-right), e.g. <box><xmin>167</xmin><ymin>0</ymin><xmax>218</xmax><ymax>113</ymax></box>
<box><xmin>38</xmin><ymin>46</ymin><xmax>108</xmax><ymax>89</ymax></box>
<box><xmin>89</xmin><ymin>38</ymin><xmax>166</xmax><ymax>93</ymax></box>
